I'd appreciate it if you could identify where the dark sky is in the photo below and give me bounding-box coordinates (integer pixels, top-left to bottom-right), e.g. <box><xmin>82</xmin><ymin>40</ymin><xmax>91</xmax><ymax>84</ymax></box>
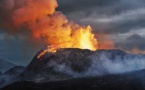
<box><xmin>0</xmin><ymin>0</ymin><xmax>145</xmax><ymax>65</ymax></box>
<box><xmin>57</xmin><ymin>0</ymin><xmax>145</xmax><ymax>51</ymax></box>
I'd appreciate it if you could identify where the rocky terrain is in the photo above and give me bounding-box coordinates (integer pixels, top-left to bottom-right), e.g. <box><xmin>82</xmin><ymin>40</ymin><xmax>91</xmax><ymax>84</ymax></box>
<box><xmin>1</xmin><ymin>48</ymin><xmax>145</xmax><ymax>90</ymax></box>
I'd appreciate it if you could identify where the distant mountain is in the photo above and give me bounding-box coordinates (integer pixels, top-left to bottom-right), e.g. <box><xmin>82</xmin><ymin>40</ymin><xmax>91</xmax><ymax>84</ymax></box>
<box><xmin>4</xmin><ymin>66</ymin><xmax>25</xmax><ymax>75</ymax></box>
<box><xmin>0</xmin><ymin>66</ymin><xmax>25</xmax><ymax>88</ymax></box>
<box><xmin>0</xmin><ymin>59</ymin><xmax>16</xmax><ymax>73</ymax></box>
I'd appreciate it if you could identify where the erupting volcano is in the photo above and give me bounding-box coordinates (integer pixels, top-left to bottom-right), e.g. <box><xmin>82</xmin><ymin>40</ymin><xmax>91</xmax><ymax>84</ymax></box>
<box><xmin>1</xmin><ymin>0</ymin><xmax>145</xmax><ymax>90</ymax></box>
<box><xmin>27</xmin><ymin>0</ymin><xmax>99</xmax><ymax>58</ymax></box>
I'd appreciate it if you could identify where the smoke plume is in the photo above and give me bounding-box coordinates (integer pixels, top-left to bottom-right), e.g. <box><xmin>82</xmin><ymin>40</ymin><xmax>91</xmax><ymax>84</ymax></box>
<box><xmin>0</xmin><ymin>0</ymin><xmax>98</xmax><ymax>50</ymax></box>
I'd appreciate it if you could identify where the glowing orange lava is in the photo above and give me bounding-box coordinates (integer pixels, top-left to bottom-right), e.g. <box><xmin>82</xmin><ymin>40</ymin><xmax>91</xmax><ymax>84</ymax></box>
<box><xmin>47</xmin><ymin>26</ymin><xmax>98</xmax><ymax>51</ymax></box>
<box><xmin>37</xmin><ymin>25</ymin><xmax>98</xmax><ymax>59</ymax></box>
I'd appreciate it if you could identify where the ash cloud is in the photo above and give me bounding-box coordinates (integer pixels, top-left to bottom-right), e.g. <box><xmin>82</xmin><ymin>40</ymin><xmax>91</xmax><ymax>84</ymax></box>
<box><xmin>0</xmin><ymin>0</ymin><xmax>98</xmax><ymax>65</ymax></box>
<box><xmin>57</xmin><ymin>0</ymin><xmax>145</xmax><ymax>52</ymax></box>
<box><xmin>0</xmin><ymin>0</ymin><xmax>58</xmax><ymax>64</ymax></box>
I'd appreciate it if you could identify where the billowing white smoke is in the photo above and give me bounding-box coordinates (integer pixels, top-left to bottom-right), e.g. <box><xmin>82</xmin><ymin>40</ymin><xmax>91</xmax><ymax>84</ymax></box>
<box><xmin>88</xmin><ymin>52</ymin><xmax>145</xmax><ymax>75</ymax></box>
<box><xmin>46</xmin><ymin>50</ymin><xmax>145</xmax><ymax>78</ymax></box>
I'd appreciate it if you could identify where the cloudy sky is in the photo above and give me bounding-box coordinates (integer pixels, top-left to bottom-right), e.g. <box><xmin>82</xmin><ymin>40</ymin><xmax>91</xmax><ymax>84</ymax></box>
<box><xmin>57</xmin><ymin>0</ymin><xmax>145</xmax><ymax>51</ymax></box>
<box><xmin>0</xmin><ymin>0</ymin><xmax>145</xmax><ymax>65</ymax></box>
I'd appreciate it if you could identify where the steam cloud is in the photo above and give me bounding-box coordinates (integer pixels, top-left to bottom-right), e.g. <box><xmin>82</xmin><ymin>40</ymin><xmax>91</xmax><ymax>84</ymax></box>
<box><xmin>46</xmin><ymin>50</ymin><xmax>145</xmax><ymax>77</ymax></box>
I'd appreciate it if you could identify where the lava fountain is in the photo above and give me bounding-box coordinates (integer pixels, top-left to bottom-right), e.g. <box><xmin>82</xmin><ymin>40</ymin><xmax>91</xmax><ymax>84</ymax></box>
<box><xmin>37</xmin><ymin>25</ymin><xmax>98</xmax><ymax>59</ymax></box>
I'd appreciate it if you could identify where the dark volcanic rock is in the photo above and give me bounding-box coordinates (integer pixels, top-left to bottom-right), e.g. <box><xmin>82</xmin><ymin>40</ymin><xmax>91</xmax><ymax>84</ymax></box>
<box><xmin>2</xmin><ymin>69</ymin><xmax>145</xmax><ymax>90</ymax></box>
<box><xmin>2</xmin><ymin>48</ymin><xmax>145</xmax><ymax>89</ymax></box>
<box><xmin>26</xmin><ymin>48</ymin><xmax>93</xmax><ymax>73</ymax></box>
<box><xmin>22</xmin><ymin>48</ymin><xmax>145</xmax><ymax>82</ymax></box>
<box><xmin>23</xmin><ymin>48</ymin><xmax>94</xmax><ymax>81</ymax></box>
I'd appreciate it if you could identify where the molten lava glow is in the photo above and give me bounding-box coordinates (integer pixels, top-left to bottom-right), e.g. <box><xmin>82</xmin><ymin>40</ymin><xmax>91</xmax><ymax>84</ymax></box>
<box><xmin>76</xmin><ymin>26</ymin><xmax>98</xmax><ymax>51</ymax></box>
<box><xmin>37</xmin><ymin>26</ymin><xmax>98</xmax><ymax>59</ymax></box>
<box><xmin>47</xmin><ymin>26</ymin><xmax>98</xmax><ymax>51</ymax></box>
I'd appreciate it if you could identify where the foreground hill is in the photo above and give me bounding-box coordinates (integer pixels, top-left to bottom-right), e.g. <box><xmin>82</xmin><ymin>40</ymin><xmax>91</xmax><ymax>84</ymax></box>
<box><xmin>1</xmin><ymin>48</ymin><xmax>145</xmax><ymax>89</ymax></box>
<box><xmin>23</xmin><ymin>48</ymin><xmax>145</xmax><ymax>81</ymax></box>
<box><xmin>2</xmin><ymin>69</ymin><xmax>145</xmax><ymax>90</ymax></box>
